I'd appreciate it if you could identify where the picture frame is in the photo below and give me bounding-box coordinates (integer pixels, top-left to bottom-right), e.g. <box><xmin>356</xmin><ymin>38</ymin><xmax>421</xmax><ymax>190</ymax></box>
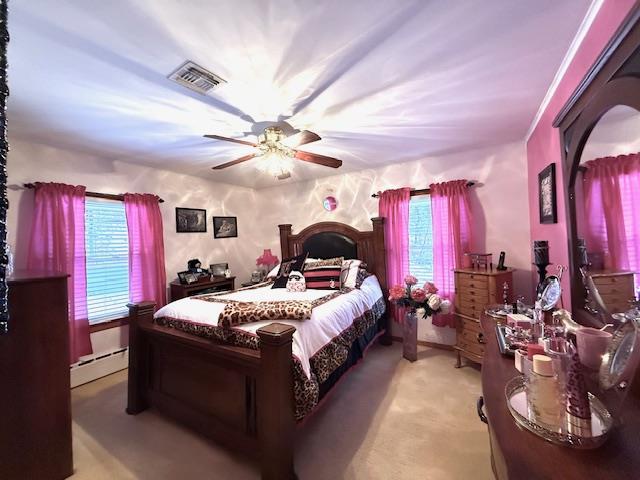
<box><xmin>538</xmin><ymin>163</ymin><xmax>557</xmax><ymax>224</ymax></box>
<box><xmin>177</xmin><ymin>270</ymin><xmax>190</xmax><ymax>285</ymax></box>
<box><xmin>184</xmin><ymin>272</ymin><xmax>198</xmax><ymax>284</ymax></box>
<box><xmin>176</xmin><ymin>208</ymin><xmax>207</xmax><ymax>233</ymax></box>
<box><xmin>209</xmin><ymin>263</ymin><xmax>228</xmax><ymax>277</ymax></box>
<box><xmin>213</xmin><ymin>216</ymin><xmax>238</xmax><ymax>239</ymax></box>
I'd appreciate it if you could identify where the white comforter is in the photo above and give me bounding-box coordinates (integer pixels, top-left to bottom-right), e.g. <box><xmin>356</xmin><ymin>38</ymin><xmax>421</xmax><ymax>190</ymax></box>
<box><xmin>154</xmin><ymin>275</ymin><xmax>384</xmax><ymax>378</ymax></box>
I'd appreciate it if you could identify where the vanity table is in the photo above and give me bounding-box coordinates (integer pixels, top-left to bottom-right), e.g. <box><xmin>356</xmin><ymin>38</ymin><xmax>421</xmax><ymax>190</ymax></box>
<box><xmin>479</xmin><ymin>313</ymin><xmax>640</xmax><ymax>480</ymax></box>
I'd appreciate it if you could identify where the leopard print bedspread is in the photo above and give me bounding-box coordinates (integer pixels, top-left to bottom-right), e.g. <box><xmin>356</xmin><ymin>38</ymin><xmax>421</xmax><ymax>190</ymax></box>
<box><xmin>154</xmin><ymin>295</ymin><xmax>386</xmax><ymax>420</ymax></box>
<box><xmin>191</xmin><ymin>288</ymin><xmax>349</xmax><ymax>327</ymax></box>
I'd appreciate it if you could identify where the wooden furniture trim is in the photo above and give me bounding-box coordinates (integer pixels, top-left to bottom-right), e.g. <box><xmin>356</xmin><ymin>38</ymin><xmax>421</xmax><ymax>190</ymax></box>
<box><xmin>554</xmin><ymin>3</ymin><xmax>640</xmax><ymax>323</ymax></box>
<box><xmin>169</xmin><ymin>276</ymin><xmax>236</xmax><ymax>301</ymax></box>
<box><xmin>128</xmin><ymin>220</ymin><xmax>390</xmax><ymax>479</ymax></box>
<box><xmin>279</xmin><ymin>217</ymin><xmax>390</xmax><ymax>344</ymax></box>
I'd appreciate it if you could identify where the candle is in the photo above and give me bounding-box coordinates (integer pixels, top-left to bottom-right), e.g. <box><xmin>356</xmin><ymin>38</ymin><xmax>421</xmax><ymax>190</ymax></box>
<box><xmin>533</xmin><ymin>240</ymin><xmax>549</xmax><ymax>265</ymax></box>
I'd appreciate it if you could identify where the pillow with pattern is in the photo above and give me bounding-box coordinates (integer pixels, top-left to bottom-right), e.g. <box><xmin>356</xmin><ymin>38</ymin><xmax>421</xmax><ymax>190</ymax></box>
<box><xmin>341</xmin><ymin>259</ymin><xmax>365</xmax><ymax>288</ymax></box>
<box><xmin>271</xmin><ymin>252</ymin><xmax>308</xmax><ymax>288</ymax></box>
<box><xmin>305</xmin><ymin>256</ymin><xmax>344</xmax><ymax>269</ymax></box>
<box><xmin>304</xmin><ymin>257</ymin><xmax>343</xmax><ymax>290</ymax></box>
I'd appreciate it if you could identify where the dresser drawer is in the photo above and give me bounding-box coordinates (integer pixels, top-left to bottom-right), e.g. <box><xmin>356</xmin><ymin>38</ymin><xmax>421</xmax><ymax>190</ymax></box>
<box><xmin>458</xmin><ymin>274</ymin><xmax>488</xmax><ymax>290</ymax></box>
<box><xmin>593</xmin><ymin>282</ymin><xmax>634</xmax><ymax>296</ymax></box>
<box><xmin>460</xmin><ymin>290</ymin><xmax>489</xmax><ymax>304</ymax></box>
<box><xmin>457</xmin><ymin>303</ymin><xmax>483</xmax><ymax>318</ymax></box>
<box><xmin>459</xmin><ymin>317</ymin><xmax>482</xmax><ymax>334</ymax></box>
<box><xmin>457</xmin><ymin>338</ymin><xmax>485</xmax><ymax>358</ymax></box>
<box><xmin>591</xmin><ymin>275</ymin><xmax>634</xmax><ymax>287</ymax></box>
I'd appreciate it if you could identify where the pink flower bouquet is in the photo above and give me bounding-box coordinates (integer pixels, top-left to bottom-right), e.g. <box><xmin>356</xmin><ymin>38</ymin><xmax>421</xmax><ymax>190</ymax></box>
<box><xmin>388</xmin><ymin>277</ymin><xmax>451</xmax><ymax>318</ymax></box>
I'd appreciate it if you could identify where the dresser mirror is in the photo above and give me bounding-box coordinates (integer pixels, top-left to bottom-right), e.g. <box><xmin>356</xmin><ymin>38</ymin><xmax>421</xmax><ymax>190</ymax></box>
<box><xmin>554</xmin><ymin>6</ymin><xmax>640</xmax><ymax>328</ymax></box>
<box><xmin>573</xmin><ymin>105</ymin><xmax>640</xmax><ymax>321</ymax></box>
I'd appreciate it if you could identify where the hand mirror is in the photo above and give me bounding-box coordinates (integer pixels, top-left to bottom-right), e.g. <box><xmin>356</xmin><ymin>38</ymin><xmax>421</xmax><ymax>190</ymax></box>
<box><xmin>600</xmin><ymin>321</ymin><xmax>640</xmax><ymax>390</ymax></box>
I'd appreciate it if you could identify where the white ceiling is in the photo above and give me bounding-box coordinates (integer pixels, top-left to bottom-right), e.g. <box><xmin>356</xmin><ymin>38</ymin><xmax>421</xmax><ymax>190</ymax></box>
<box><xmin>8</xmin><ymin>0</ymin><xmax>592</xmax><ymax>189</ymax></box>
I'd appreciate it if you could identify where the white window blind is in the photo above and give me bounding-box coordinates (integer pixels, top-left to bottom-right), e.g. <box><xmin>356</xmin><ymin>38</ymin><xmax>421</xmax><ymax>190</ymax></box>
<box><xmin>85</xmin><ymin>198</ymin><xmax>130</xmax><ymax>324</ymax></box>
<box><xmin>409</xmin><ymin>195</ymin><xmax>433</xmax><ymax>285</ymax></box>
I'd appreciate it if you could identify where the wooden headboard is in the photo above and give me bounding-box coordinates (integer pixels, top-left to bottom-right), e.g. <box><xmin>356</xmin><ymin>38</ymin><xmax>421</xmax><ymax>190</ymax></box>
<box><xmin>278</xmin><ymin>218</ymin><xmax>387</xmax><ymax>291</ymax></box>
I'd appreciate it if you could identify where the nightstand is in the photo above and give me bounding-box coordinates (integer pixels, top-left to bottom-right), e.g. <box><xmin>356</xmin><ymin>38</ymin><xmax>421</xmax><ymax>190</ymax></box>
<box><xmin>170</xmin><ymin>276</ymin><xmax>235</xmax><ymax>301</ymax></box>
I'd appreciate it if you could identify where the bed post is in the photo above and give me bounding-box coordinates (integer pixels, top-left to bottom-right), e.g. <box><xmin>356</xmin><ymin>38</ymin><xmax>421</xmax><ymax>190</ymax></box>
<box><xmin>256</xmin><ymin>323</ymin><xmax>296</xmax><ymax>480</ymax></box>
<box><xmin>279</xmin><ymin>224</ymin><xmax>293</xmax><ymax>259</ymax></box>
<box><xmin>126</xmin><ymin>301</ymin><xmax>155</xmax><ymax>415</ymax></box>
<box><xmin>371</xmin><ymin>217</ymin><xmax>392</xmax><ymax>346</ymax></box>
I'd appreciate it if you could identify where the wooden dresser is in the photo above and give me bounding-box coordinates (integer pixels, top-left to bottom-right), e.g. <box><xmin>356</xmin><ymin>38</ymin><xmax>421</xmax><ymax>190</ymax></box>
<box><xmin>453</xmin><ymin>268</ymin><xmax>513</xmax><ymax>367</ymax></box>
<box><xmin>588</xmin><ymin>270</ymin><xmax>635</xmax><ymax>313</ymax></box>
<box><xmin>479</xmin><ymin>313</ymin><xmax>640</xmax><ymax>479</ymax></box>
<box><xmin>0</xmin><ymin>271</ymin><xmax>73</xmax><ymax>480</ymax></box>
<box><xmin>170</xmin><ymin>275</ymin><xmax>236</xmax><ymax>301</ymax></box>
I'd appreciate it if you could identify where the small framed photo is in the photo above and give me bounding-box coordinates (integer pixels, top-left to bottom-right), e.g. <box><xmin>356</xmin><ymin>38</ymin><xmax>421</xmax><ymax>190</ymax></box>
<box><xmin>210</xmin><ymin>263</ymin><xmax>228</xmax><ymax>277</ymax></box>
<box><xmin>184</xmin><ymin>272</ymin><xmax>198</xmax><ymax>284</ymax></box>
<box><xmin>177</xmin><ymin>270</ymin><xmax>190</xmax><ymax>284</ymax></box>
<box><xmin>176</xmin><ymin>208</ymin><xmax>207</xmax><ymax>233</ymax></box>
<box><xmin>213</xmin><ymin>216</ymin><xmax>238</xmax><ymax>239</ymax></box>
<box><xmin>538</xmin><ymin>163</ymin><xmax>557</xmax><ymax>224</ymax></box>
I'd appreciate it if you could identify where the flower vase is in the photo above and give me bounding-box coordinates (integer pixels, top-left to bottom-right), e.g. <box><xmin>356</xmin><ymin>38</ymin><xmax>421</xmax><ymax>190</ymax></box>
<box><xmin>403</xmin><ymin>311</ymin><xmax>418</xmax><ymax>362</ymax></box>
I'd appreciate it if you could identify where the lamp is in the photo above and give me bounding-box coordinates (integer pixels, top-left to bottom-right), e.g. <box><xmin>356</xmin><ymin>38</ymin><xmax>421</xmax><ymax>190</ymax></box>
<box><xmin>256</xmin><ymin>248</ymin><xmax>279</xmax><ymax>279</ymax></box>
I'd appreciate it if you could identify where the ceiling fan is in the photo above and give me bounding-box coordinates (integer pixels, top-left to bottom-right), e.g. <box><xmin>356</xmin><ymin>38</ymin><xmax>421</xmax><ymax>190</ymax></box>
<box><xmin>204</xmin><ymin>127</ymin><xmax>342</xmax><ymax>179</ymax></box>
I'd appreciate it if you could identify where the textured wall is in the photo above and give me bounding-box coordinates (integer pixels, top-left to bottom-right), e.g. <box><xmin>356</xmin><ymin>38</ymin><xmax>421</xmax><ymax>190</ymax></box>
<box><xmin>526</xmin><ymin>0</ymin><xmax>637</xmax><ymax>308</ymax></box>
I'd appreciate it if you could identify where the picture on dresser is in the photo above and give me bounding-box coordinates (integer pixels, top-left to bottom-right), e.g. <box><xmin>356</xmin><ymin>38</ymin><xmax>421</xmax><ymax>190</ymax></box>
<box><xmin>176</xmin><ymin>208</ymin><xmax>207</xmax><ymax>233</ymax></box>
<box><xmin>538</xmin><ymin>163</ymin><xmax>557</xmax><ymax>224</ymax></box>
<box><xmin>213</xmin><ymin>216</ymin><xmax>238</xmax><ymax>238</ymax></box>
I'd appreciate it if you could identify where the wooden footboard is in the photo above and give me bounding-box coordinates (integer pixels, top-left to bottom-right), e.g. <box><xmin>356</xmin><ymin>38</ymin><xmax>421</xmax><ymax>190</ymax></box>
<box><xmin>126</xmin><ymin>302</ymin><xmax>296</xmax><ymax>480</ymax></box>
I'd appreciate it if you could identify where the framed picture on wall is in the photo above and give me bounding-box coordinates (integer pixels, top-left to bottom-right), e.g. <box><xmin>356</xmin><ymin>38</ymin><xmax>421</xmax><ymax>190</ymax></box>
<box><xmin>538</xmin><ymin>163</ymin><xmax>557</xmax><ymax>224</ymax></box>
<box><xmin>176</xmin><ymin>207</ymin><xmax>207</xmax><ymax>233</ymax></box>
<box><xmin>213</xmin><ymin>216</ymin><xmax>238</xmax><ymax>239</ymax></box>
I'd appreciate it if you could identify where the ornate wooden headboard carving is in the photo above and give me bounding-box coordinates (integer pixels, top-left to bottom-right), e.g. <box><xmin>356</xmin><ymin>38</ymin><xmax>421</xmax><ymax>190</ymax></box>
<box><xmin>278</xmin><ymin>218</ymin><xmax>387</xmax><ymax>291</ymax></box>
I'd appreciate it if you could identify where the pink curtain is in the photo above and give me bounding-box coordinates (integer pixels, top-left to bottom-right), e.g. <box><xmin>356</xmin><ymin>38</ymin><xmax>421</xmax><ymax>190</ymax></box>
<box><xmin>430</xmin><ymin>180</ymin><xmax>472</xmax><ymax>327</ymax></box>
<box><xmin>124</xmin><ymin>193</ymin><xmax>167</xmax><ymax>307</ymax></box>
<box><xmin>583</xmin><ymin>153</ymin><xmax>640</xmax><ymax>281</ymax></box>
<box><xmin>378</xmin><ymin>188</ymin><xmax>411</xmax><ymax>323</ymax></box>
<box><xmin>27</xmin><ymin>182</ymin><xmax>92</xmax><ymax>363</ymax></box>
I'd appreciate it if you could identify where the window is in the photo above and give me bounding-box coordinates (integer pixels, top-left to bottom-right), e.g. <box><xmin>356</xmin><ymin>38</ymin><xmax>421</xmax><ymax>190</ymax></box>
<box><xmin>408</xmin><ymin>195</ymin><xmax>433</xmax><ymax>285</ymax></box>
<box><xmin>85</xmin><ymin>199</ymin><xmax>129</xmax><ymax>324</ymax></box>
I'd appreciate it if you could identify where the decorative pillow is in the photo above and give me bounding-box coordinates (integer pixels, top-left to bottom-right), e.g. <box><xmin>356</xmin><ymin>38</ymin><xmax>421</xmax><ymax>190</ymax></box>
<box><xmin>286</xmin><ymin>270</ymin><xmax>306</xmax><ymax>292</ymax></box>
<box><xmin>305</xmin><ymin>256</ymin><xmax>344</xmax><ymax>269</ymax></box>
<box><xmin>354</xmin><ymin>267</ymin><xmax>372</xmax><ymax>289</ymax></box>
<box><xmin>340</xmin><ymin>259</ymin><xmax>363</xmax><ymax>288</ymax></box>
<box><xmin>266</xmin><ymin>264</ymin><xmax>280</xmax><ymax>278</ymax></box>
<box><xmin>304</xmin><ymin>264</ymin><xmax>342</xmax><ymax>290</ymax></box>
<box><xmin>272</xmin><ymin>253</ymin><xmax>308</xmax><ymax>288</ymax></box>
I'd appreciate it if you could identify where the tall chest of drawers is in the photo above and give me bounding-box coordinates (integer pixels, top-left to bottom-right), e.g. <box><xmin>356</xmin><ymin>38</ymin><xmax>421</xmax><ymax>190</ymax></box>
<box><xmin>588</xmin><ymin>270</ymin><xmax>635</xmax><ymax>313</ymax></box>
<box><xmin>453</xmin><ymin>268</ymin><xmax>514</xmax><ymax>367</ymax></box>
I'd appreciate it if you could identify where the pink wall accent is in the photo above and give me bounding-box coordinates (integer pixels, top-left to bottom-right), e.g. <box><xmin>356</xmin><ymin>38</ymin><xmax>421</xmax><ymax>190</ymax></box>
<box><xmin>526</xmin><ymin>1</ymin><xmax>637</xmax><ymax>308</ymax></box>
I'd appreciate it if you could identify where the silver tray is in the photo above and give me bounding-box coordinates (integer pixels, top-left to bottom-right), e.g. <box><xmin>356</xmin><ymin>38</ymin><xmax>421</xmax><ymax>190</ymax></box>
<box><xmin>485</xmin><ymin>304</ymin><xmax>512</xmax><ymax>319</ymax></box>
<box><xmin>505</xmin><ymin>376</ymin><xmax>613</xmax><ymax>449</ymax></box>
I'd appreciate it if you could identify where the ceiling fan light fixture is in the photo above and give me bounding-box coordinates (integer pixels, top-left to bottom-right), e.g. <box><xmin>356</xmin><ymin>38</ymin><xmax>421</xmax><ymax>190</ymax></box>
<box><xmin>256</xmin><ymin>150</ymin><xmax>293</xmax><ymax>178</ymax></box>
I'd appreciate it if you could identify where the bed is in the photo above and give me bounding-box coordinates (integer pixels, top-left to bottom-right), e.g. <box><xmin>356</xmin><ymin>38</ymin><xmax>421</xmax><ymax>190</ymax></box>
<box><xmin>126</xmin><ymin>218</ymin><xmax>389</xmax><ymax>480</ymax></box>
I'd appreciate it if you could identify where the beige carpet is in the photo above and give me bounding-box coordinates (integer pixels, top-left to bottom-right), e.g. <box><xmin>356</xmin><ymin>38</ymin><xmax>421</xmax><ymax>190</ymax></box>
<box><xmin>70</xmin><ymin>343</ymin><xmax>492</xmax><ymax>480</ymax></box>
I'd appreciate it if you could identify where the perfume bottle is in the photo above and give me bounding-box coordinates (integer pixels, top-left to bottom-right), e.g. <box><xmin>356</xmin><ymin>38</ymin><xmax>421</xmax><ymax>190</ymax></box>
<box><xmin>528</xmin><ymin>354</ymin><xmax>563</xmax><ymax>429</ymax></box>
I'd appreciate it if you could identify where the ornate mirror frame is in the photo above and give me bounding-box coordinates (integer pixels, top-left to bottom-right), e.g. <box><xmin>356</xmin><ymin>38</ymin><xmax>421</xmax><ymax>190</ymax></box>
<box><xmin>554</xmin><ymin>5</ymin><xmax>640</xmax><ymax>325</ymax></box>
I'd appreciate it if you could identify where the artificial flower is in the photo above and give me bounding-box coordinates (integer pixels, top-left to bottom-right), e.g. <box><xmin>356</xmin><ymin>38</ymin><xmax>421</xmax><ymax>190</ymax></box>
<box><xmin>423</xmin><ymin>281</ymin><xmax>439</xmax><ymax>294</ymax></box>
<box><xmin>410</xmin><ymin>288</ymin><xmax>427</xmax><ymax>302</ymax></box>
<box><xmin>389</xmin><ymin>285</ymin><xmax>407</xmax><ymax>301</ymax></box>
<box><xmin>428</xmin><ymin>294</ymin><xmax>442</xmax><ymax>310</ymax></box>
<box><xmin>404</xmin><ymin>275</ymin><xmax>418</xmax><ymax>286</ymax></box>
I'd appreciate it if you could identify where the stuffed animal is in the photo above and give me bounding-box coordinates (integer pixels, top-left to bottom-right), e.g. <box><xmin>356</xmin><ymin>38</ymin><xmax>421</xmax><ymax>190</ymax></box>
<box><xmin>286</xmin><ymin>270</ymin><xmax>306</xmax><ymax>292</ymax></box>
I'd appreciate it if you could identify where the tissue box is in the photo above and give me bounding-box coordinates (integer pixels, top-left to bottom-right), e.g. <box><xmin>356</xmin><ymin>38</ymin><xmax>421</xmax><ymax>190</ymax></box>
<box><xmin>506</xmin><ymin>313</ymin><xmax>532</xmax><ymax>329</ymax></box>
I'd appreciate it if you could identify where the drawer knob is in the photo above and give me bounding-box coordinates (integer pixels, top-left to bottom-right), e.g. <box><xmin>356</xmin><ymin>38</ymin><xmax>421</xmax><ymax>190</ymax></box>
<box><xmin>477</xmin><ymin>396</ymin><xmax>488</xmax><ymax>424</ymax></box>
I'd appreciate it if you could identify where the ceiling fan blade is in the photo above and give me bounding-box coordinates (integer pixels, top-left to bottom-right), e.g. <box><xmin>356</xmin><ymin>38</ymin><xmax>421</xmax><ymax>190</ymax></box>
<box><xmin>212</xmin><ymin>153</ymin><xmax>257</xmax><ymax>170</ymax></box>
<box><xmin>284</xmin><ymin>130</ymin><xmax>321</xmax><ymax>147</ymax></box>
<box><xmin>204</xmin><ymin>134</ymin><xmax>257</xmax><ymax>147</ymax></box>
<box><xmin>294</xmin><ymin>150</ymin><xmax>342</xmax><ymax>168</ymax></box>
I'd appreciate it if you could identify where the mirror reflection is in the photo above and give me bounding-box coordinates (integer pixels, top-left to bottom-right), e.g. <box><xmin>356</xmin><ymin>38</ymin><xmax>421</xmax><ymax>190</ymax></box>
<box><xmin>575</xmin><ymin>105</ymin><xmax>640</xmax><ymax>320</ymax></box>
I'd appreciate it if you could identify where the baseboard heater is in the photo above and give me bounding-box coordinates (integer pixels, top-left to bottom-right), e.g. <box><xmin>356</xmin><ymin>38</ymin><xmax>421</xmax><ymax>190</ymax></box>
<box><xmin>70</xmin><ymin>347</ymin><xmax>129</xmax><ymax>388</ymax></box>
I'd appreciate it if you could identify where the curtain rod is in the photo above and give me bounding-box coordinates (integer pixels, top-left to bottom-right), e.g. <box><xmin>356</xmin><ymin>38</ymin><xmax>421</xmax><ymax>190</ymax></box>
<box><xmin>23</xmin><ymin>183</ymin><xmax>165</xmax><ymax>203</ymax></box>
<box><xmin>371</xmin><ymin>181</ymin><xmax>476</xmax><ymax>198</ymax></box>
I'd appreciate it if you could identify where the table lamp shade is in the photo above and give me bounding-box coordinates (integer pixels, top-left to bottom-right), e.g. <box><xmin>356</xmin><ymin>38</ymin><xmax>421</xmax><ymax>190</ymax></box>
<box><xmin>256</xmin><ymin>249</ymin><xmax>279</xmax><ymax>267</ymax></box>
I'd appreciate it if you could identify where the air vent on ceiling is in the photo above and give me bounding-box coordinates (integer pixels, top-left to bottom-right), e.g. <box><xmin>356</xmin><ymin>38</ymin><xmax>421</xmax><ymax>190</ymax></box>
<box><xmin>168</xmin><ymin>61</ymin><xmax>226</xmax><ymax>95</ymax></box>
